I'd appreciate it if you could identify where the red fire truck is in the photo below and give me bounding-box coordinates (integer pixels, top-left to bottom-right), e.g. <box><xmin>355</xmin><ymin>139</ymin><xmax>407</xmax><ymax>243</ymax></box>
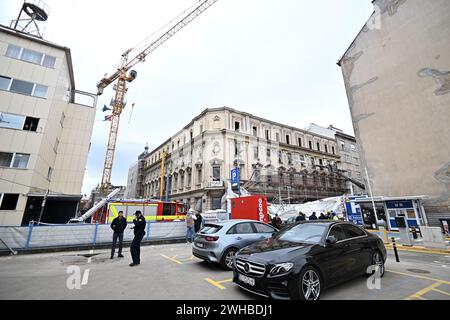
<box><xmin>92</xmin><ymin>200</ymin><xmax>186</xmax><ymax>224</ymax></box>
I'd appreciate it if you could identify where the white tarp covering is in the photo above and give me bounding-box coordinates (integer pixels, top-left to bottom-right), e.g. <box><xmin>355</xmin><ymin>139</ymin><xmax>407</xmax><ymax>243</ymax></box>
<box><xmin>268</xmin><ymin>196</ymin><xmax>346</xmax><ymax>221</ymax></box>
<box><xmin>221</xmin><ymin>182</ymin><xmax>250</xmax><ymax>213</ymax></box>
<box><xmin>0</xmin><ymin>221</ymin><xmax>186</xmax><ymax>251</ymax></box>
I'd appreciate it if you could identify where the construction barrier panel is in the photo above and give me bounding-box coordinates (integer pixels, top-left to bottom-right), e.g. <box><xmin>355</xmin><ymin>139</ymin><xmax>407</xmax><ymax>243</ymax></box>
<box><xmin>0</xmin><ymin>221</ymin><xmax>186</xmax><ymax>252</ymax></box>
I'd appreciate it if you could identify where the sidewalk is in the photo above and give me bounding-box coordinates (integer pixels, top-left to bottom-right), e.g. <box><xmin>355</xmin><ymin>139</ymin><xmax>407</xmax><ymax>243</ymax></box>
<box><xmin>368</xmin><ymin>229</ymin><xmax>450</xmax><ymax>255</ymax></box>
<box><xmin>384</xmin><ymin>243</ymin><xmax>450</xmax><ymax>255</ymax></box>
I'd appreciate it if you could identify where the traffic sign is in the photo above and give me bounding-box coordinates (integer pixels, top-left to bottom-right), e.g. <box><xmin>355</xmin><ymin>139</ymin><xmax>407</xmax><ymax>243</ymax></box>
<box><xmin>231</xmin><ymin>167</ymin><xmax>240</xmax><ymax>187</ymax></box>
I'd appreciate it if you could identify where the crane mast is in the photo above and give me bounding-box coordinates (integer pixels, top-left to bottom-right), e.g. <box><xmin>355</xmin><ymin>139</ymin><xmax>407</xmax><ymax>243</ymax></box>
<box><xmin>98</xmin><ymin>0</ymin><xmax>220</xmax><ymax>194</ymax></box>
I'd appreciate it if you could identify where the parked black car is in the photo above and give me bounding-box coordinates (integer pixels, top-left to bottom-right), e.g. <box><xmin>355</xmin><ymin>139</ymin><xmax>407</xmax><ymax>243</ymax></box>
<box><xmin>233</xmin><ymin>221</ymin><xmax>386</xmax><ymax>300</ymax></box>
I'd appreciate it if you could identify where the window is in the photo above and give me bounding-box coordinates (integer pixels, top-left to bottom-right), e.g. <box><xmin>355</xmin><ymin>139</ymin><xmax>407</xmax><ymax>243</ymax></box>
<box><xmin>5</xmin><ymin>44</ymin><xmax>56</xmax><ymax>68</ymax></box>
<box><xmin>328</xmin><ymin>225</ymin><xmax>346</xmax><ymax>242</ymax></box>
<box><xmin>200</xmin><ymin>224</ymin><xmax>223</xmax><ymax>234</ymax></box>
<box><xmin>47</xmin><ymin>167</ymin><xmax>53</xmax><ymax>180</ymax></box>
<box><xmin>287</xmin><ymin>153</ymin><xmax>293</xmax><ymax>165</ymax></box>
<box><xmin>317</xmin><ymin>142</ymin><xmax>321</xmax><ymax>151</ymax></box>
<box><xmin>0</xmin><ymin>76</ymin><xmax>11</xmax><ymax>90</ymax></box>
<box><xmin>33</xmin><ymin>84</ymin><xmax>48</xmax><ymax>98</ymax></box>
<box><xmin>197</xmin><ymin>169</ymin><xmax>202</xmax><ymax>184</ymax></box>
<box><xmin>266</xmin><ymin>148</ymin><xmax>271</xmax><ymax>158</ymax></box>
<box><xmin>42</xmin><ymin>55</ymin><xmax>56</xmax><ymax>68</ymax></box>
<box><xmin>309</xmin><ymin>141</ymin><xmax>313</xmax><ymax>149</ymax></box>
<box><xmin>0</xmin><ymin>152</ymin><xmax>13</xmax><ymax>167</ymax></box>
<box><xmin>341</xmin><ymin>142</ymin><xmax>345</xmax><ymax>151</ymax></box>
<box><xmin>211</xmin><ymin>197</ymin><xmax>222</xmax><ymax>210</ymax></box>
<box><xmin>325</xmin><ymin>145</ymin><xmax>328</xmax><ymax>153</ymax></box>
<box><xmin>275</xmin><ymin>132</ymin><xmax>280</xmax><ymax>142</ymax></box>
<box><xmin>187</xmin><ymin>171</ymin><xmax>192</xmax><ymax>186</ymax></box>
<box><xmin>0</xmin><ymin>194</ymin><xmax>19</xmax><ymax>210</ymax></box>
<box><xmin>234</xmin><ymin>139</ymin><xmax>239</xmax><ymax>156</ymax></box>
<box><xmin>21</xmin><ymin>48</ymin><xmax>43</xmax><ymax>65</ymax></box>
<box><xmin>0</xmin><ymin>112</ymin><xmax>24</xmax><ymax>130</ymax></box>
<box><xmin>276</xmin><ymin>223</ymin><xmax>327</xmax><ymax>244</ymax></box>
<box><xmin>228</xmin><ymin>222</ymin><xmax>255</xmax><ymax>234</ymax></box>
<box><xmin>253</xmin><ymin>223</ymin><xmax>276</xmax><ymax>234</ymax></box>
<box><xmin>253</xmin><ymin>146</ymin><xmax>259</xmax><ymax>159</ymax></box>
<box><xmin>5</xmin><ymin>44</ymin><xmax>21</xmax><ymax>59</ymax></box>
<box><xmin>332</xmin><ymin>146</ymin><xmax>335</xmax><ymax>155</ymax></box>
<box><xmin>351</xmin><ymin>144</ymin><xmax>357</xmax><ymax>151</ymax></box>
<box><xmin>286</xmin><ymin>135</ymin><xmax>290</xmax><ymax>145</ymax></box>
<box><xmin>252</xmin><ymin>126</ymin><xmax>258</xmax><ymax>137</ymax></box>
<box><xmin>342</xmin><ymin>224</ymin><xmax>366</xmax><ymax>238</ymax></box>
<box><xmin>12</xmin><ymin>153</ymin><xmax>30</xmax><ymax>168</ymax></box>
<box><xmin>265</xmin><ymin>130</ymin><xmax>270</xmax><ymax>140</ymax></box>
<box><xmin>212</xmin><ymin>166</ymin><xmax>220</xmax><ymax>180</ymax></box>
<box><xmin>234</xmin><ymin>121</ymin><xmax>240</xmax><ymax>132</ymax></box>
<box><xmin>319</xmin><ymin>159</ymin><xmax>323</xmax><ymax>166</ymax></box>
<box><xmin>298</xmin><ymin>137</ymin><xmax>302</xmax><ymax>147</ymax></box>
<box><xmin>299</xmin><ymin>154</ymin><xmax>305</xmax><ymax>162</ymax></box>
<box><xmin>10</xmin><ymin>79</ymin><xmax>34</xmax><ymax>95</ymax></box>
<box><xmin>23</xmin><ymin>116</ymin><xmax>39</xmax><ymax>132</ymax></box>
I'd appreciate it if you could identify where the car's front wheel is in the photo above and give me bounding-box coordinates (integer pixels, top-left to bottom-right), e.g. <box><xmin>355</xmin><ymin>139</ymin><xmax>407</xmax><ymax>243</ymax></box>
<box><xmin>297</xmin><ymin>266</ymin><xmax>322</xmax><ymax>300</ymax></box>
<box><xmin>220</xmin><ymin>248</ymin><xmax>237</xmax><ymax>270</ymax></box>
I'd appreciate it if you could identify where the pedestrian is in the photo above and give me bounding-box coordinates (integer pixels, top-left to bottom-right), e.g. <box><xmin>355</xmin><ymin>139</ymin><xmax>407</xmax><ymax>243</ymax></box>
<box><xmin>194</xmin><ymin>211</ymin><xmax>203</xmax><ymax>233</ymax></box>
<box><xmin>295</xmin><ymin>211</ymin><xmax>306</xmax><ymax>222</ymax></box>
<box><xmin>129</xmin><ymin>210</ymin><xmax>146</xmax><ymax>267</ymax></box>
<box><xmin>110</xmin><ymin>211</ymin><xmax>127</xmax><ymax>259</ymax></box>
<box><xmin>332</xmin><ymin>212</ymin><xmax>339</xmax><ymax>221</ymax></box>
<box><xmin>272</xmin><ymin>214</ymin><xmax>282</xmax><ymax>229</ymax></box>
<box><xmin>186</xmin><ymin>209</ymin><xmax>196</xmax><ymax>243</ymax></box>
<box><xmin>309</xmin><ymin>212</ymin><xmax>318</xmax><ymax>220</ymax></box>
<box><xmin>319</xmin><ymin>212</ymin><xmax>327</xmax><ymax>220</ymax></box>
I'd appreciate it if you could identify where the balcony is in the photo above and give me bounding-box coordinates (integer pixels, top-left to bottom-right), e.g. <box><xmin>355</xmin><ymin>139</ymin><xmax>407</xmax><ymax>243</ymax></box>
<box><xmin>205</xmin><ymin>180</ymin><xmax>224</xmax><ymax>190</ymax></box>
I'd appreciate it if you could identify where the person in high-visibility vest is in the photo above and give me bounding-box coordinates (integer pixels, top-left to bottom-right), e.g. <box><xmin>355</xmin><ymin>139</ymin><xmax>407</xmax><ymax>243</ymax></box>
<box><xmin>186</xmin><ymin>209</ymin><xmax>196</xmax><ymax>243</ymax></box>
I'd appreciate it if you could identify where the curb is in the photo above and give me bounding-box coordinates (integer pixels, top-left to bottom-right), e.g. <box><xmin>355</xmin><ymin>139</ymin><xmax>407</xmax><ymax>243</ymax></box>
<box><xmin>385</xmin><ymin>243</ymin><xmax>450</xmax><ymax>255</ymax></box>
<box><xmin>0</xmin><ymin>237</ymin><xmax>186</xmax><ymax>256</ymax></box>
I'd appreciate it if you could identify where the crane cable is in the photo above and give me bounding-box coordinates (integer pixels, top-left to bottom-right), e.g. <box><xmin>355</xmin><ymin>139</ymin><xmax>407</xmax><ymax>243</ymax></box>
<box><xmin>112</xmin><ymin>0</ymin><xmax>203</xmax><ymax>71</ymax></box>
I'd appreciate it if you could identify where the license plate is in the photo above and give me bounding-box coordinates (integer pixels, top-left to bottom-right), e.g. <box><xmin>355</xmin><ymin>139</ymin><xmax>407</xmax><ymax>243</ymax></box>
<box><xmin>196</xmin><ymin>242</ymin><xmax>204</xmax><ymax>248</ymax></box>
<box><xmin>238</xmin><ymin>274</ymin><xmax>255</xmax><ymax>287</ymax></box>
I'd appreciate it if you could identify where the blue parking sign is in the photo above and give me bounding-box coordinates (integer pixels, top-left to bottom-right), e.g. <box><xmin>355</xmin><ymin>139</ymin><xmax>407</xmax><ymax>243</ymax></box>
<box><xmin>231</xmin><ymin>168</ymin><xmax>240</xmax><ymax>187</ymax></box>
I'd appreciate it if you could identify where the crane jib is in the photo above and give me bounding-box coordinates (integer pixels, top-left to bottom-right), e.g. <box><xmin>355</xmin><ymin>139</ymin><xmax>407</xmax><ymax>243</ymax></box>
<box><xmin>96</xmin><ymin>0</ymin><xmax>219</xmax><ymax>94</ymax></box>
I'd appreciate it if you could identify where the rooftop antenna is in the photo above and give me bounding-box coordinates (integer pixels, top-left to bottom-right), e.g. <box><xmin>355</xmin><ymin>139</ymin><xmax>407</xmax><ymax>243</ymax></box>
<box><xmin>10</xmin><ymin>0</ymin><xmax>50</xmax><ymax>38</ymax></box>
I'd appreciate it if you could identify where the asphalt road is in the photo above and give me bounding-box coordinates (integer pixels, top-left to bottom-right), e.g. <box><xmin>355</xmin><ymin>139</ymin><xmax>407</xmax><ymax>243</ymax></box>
<box><xmin>0</xmin><ymin>243</ymin><xmax>449</xmax><ymax>300</ymax></box>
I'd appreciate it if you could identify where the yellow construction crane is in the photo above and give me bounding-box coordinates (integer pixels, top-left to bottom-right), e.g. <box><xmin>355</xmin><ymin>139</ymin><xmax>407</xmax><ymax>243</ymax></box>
<box><xmin>96</xmin><ymin>0</ymin><xmax>220</xmax><ymax>194</ymax></box>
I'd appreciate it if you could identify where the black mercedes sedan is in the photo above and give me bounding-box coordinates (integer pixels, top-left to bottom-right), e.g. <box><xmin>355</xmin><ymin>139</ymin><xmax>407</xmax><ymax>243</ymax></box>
<box><xmin>232</xmin><ymin>221</ymin><xmax>387</xmax><ymax>300</ymax></box>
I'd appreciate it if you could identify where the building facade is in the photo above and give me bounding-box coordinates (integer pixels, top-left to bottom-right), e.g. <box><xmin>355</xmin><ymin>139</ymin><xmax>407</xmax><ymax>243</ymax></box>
<box><xmin>338</xmin><ymin>0</ymin><xmax>450</xmax><ymax>227</ymax></box>
<box><xmin>0</xmin><ymin>25</ymin><xmax>96</xmax><ymax>225</ymax></box>
<box><xmin>305</xmin><ymin>123</ymin><xmax>365</xmax><ymax>195</ymax></box>
<box><xmin>128</xmin><ymin>107</ymin><xmax>348</xmax><ymax>212</ymax></box>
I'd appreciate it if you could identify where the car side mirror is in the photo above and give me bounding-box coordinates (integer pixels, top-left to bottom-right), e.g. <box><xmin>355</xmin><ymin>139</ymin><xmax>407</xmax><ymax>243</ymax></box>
<box><xmin>325</xmin><ymin>235</ymin><xmax>337</xmax><ymax>247</ymax></box>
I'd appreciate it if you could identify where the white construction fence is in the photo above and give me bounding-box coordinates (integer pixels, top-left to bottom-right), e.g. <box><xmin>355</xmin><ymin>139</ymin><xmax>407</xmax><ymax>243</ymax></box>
<box><xmin>0</xmin><ymin>221</ymin><xmax>186</xmax><ymax>252</ymax></box>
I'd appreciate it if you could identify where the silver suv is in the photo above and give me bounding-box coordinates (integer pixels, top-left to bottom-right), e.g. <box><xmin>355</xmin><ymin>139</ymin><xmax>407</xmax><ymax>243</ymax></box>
<box><xmin>192</xmin><ymin>219</ymin><xmax>278</xmax><ymax>270</ymax></box>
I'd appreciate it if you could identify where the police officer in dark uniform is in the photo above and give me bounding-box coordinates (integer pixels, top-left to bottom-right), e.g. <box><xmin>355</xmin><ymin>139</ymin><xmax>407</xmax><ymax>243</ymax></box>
<box><xmin>130</xmin><ymin>211</ymin><xmax>146</xmax><ymax>267</ymax></box>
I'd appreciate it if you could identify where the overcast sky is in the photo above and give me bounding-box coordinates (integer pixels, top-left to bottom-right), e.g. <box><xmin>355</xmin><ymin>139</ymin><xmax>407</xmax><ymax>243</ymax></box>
<box><xmin>0</xmin><ymin>0</ymin><xmax>374</xmax><ymax>196</ymax></box>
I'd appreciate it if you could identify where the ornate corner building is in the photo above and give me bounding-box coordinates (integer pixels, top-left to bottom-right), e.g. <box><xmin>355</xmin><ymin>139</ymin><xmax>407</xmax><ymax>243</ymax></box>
<box><xmin>127</xmin><ymin>107</ymin><xmax>362</xmax><ymax>212</ymax></box>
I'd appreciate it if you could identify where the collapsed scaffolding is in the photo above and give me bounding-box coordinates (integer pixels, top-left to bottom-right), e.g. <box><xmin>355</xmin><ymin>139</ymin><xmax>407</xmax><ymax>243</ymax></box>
<box><xmin>242</xmin><ymin>164</ymin><xmax>349</xmax><ymax>204</ymax></box>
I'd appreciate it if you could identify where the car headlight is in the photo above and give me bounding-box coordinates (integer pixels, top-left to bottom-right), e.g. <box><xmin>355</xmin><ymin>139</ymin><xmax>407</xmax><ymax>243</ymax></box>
<box><xmin>269</xmin><ymin>263</ymin><xmax>294</xmax><ymax>277</ymax></box>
